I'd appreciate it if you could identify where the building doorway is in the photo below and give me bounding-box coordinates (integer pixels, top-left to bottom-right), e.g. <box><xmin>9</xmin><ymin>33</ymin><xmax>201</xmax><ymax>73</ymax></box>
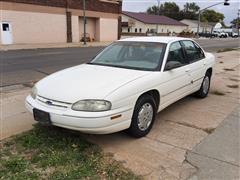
<box><xmin>79</xmin><ymin>17</ymin><xmax>97</xmax><ymax>42</ymax></box>
<box><xmin>1</xmin><ymin>22</ymin><xmax>13</xmax><ymax>44</ymax></box>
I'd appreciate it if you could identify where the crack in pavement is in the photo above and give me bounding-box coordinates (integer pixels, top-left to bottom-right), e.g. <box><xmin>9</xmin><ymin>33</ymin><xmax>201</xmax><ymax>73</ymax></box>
<box><xmin>186</xmin><ymin>150</ymin><xmax>240</xmax><ymax>167</ymax></box>
<box><xmin>145</xmin><ymin>136</ymin><xmax>187</xmax><ymax>151</ymax></box>
<box><xmin>34</xmin><ymin>69</ymin><xmax>50</xmax><ymax>75</ymax></box>
<box><xmin>163</xmin><ymin>119</ymin><xmax>215</xmax><ymax>134</ymax></box>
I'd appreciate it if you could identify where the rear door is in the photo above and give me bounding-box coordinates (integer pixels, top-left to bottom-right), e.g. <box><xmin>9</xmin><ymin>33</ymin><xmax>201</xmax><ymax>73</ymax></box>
<box><xmin>159</xmin><ymin>41</ymin><xmax>192</xmax><ymax>108</ymax></box>
<box><xmin>181</xmin><ymin>40</ymin><xmax>206</xmax><ymax>92</ymax></box>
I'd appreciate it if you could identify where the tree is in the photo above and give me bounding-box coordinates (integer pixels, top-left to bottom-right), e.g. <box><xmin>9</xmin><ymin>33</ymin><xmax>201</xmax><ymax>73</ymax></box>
<box><xmin>147</xmin><ymin>2</ymin><xmax>180</xmax><ymax>19</ymax></box>
<box><xmin>147</xmin><ymin>5</ymin><xmax>160</xmax><ymax>15</ymax></box>
<box><xmin>201</xmin><ymin>9</ymin><xmax>225</xmax><ymax>23</ymax></box>
<box><xmin>180</xmin><ymin>2</ymin><xmax>200</xmax><ymax>20</ymax></box>
<box><xmin>146</xmin><ymin>2</ymin><xmax>225</xmax><ymax>23</ymax></box>
<box><xmin>183</xmin><ymin>2</ymin><xmax>200</xmax><ymax>13</ymax></box>
<box><xmin>231</xmin><ymin>18</ymin><xmax>240</xmax><ymax>28</ymax></box>
<box><xmin>159</xmin><ymin>2</ymin><xmax>180</xmax><ymax>19</ymax></box>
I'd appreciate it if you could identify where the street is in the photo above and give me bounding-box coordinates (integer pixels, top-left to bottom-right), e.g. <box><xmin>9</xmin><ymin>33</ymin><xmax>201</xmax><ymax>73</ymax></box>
<box><xmin>1</xmin><ymin>38</ymin><xmax>239</xmax><ymax>87</ymax></box>
<box><xmin>0</xmin><ymin>47</ymin><xmax>103</xmax><ymax>87</ymax></box>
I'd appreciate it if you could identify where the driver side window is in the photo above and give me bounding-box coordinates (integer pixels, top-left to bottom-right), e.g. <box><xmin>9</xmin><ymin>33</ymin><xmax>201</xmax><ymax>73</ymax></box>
<box><xmin>165</xmin><ymin>42</ymin><xmax>186</xmax><ymax>69</ymax></box>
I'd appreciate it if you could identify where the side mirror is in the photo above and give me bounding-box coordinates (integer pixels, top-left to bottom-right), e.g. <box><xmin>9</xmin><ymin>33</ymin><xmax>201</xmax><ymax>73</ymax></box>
<box><xmin>165</xmin><ymin>61</ymin><xmax>182</xmax><ymax>71</ymax></box>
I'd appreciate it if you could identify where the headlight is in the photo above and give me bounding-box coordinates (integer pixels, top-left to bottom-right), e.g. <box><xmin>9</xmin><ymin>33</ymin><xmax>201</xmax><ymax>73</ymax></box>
<box><xmin>30</xmin><ymin>86</ymin><xmax>37</xmax><ymax>99</ymax></box>
<box><xmin>72</xmin><ymin>100</ymin><xmax>111</xmax><ymax>112</ymax></box>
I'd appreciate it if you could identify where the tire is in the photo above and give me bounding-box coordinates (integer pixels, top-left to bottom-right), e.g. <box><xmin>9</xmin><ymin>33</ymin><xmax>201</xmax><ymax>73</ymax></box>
<box><xmin>195</xmin><ymin>72</ymin><xmax>211</xmax><ymax>98</ymax></box>
<box><xmin>127</xmin><ymin>95</ymin><xmax>156</xmax><ymax>138</ymax></box>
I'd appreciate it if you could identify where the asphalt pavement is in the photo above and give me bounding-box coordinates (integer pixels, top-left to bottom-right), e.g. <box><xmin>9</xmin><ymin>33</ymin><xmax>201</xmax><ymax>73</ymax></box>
<box><xmin>1</xmin><ymin>38</ymin><xmax>239</xmax><ymax>87</ymax></box>
<box><xmin>0</xmin><ymin>47</ymin><xmax>103</xmax><ymax>87</ymax></box>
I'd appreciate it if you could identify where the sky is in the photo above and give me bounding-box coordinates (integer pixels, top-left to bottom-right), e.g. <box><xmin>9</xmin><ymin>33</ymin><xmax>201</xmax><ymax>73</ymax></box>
<box><xmin>122</xmin><ymin>0</ymin><xmax>240</xmax><ymax>25</ymax></box>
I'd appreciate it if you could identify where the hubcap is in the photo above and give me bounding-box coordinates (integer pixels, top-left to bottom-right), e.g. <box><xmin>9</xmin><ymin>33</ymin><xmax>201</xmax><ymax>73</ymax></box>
<box><xmin>137</xmin><ymin>103</ymin><xmax>153</xmax><ymax>131</ymax></box>
<box><xmin>203</xmin><ymin>76</ymin><xmax>210</xmax><ymax>94</ymax></box>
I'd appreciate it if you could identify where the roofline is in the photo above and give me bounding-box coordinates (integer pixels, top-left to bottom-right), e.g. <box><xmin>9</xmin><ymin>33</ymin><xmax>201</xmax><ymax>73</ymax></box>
<box><xmin>122</xmin><ymin>12</ymin><xmax>147</xmax><ymax>24</ymax></box>
<box><xmin>122</xmin><ymin>11</ymin><xmax>188</xmax><ymax>27</ymax></box>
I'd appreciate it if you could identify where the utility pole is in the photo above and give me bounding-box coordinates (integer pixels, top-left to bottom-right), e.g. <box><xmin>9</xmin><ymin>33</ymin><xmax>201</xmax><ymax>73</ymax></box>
<box><xmin>83</xmin><ymin>0</ymin><xmax>87</xmax><ymax>45</ymax></box>
<box><xmin>156</xmin><ymin>0</ymin><xmax>160</xmax><ymax>35</ymax></box>
<box><xmin>237</xmin><ymin>9</ymin><xmax>240</xmax><ymax>37</ymax></box>
<box><xmin>197</xmin><ymin>0</ymin><xmax>230</xmax><ymax>38</ymax></box>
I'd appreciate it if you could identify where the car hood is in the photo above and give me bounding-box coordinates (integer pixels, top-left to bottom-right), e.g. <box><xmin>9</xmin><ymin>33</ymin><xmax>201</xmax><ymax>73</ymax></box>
<box><xmin>36</xmin><ymin>64</ymin><xmax>150</xmax><ymax>103</ymax></box>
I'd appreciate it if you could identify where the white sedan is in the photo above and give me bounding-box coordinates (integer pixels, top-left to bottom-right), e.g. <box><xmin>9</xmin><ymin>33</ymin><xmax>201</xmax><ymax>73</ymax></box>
<box><xmin>26</xmin><ymin>37</ymin><xmax>215</xmax><ymax>138</ymax></box>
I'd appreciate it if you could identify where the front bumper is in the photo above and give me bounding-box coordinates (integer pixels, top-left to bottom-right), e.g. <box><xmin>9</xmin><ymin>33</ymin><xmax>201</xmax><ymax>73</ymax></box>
<box><xmin>25</xmin><ymin>95</ymin><xmax>133</xmax><ymax>134</ymax></box>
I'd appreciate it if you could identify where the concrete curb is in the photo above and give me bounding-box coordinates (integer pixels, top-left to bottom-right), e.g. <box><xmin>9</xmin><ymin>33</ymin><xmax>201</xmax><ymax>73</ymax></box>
<box><xmin>0</xmin><ymin>42</ymin><xmax>112</xmax><ymax>51</ymax></box>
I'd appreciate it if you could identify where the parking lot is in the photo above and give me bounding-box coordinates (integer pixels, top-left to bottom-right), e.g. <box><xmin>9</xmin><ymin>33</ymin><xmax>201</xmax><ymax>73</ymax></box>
<box><xmin>1</xmin><ymin>44</ymin><xmax>239</xmax><ymax>179</ymax></box>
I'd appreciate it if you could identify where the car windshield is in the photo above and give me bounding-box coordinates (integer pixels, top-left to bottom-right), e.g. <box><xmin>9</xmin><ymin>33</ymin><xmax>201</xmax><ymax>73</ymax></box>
<box><xmin>89</xmin><ymin>41</ymin><xmax>166</xmax><ymax>71</ymax></box>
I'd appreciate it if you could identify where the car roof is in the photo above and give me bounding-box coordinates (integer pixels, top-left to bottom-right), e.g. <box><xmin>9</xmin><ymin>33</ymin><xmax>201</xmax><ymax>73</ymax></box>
<box><xmin>118</xmin><ymin>36</ymin><xmax>193</xmax><ymax>44</ymax></box>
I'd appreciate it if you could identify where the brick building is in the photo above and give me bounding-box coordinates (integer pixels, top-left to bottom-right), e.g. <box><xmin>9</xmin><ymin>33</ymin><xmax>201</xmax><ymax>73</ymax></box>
<box><xmin>0</xmin><ymin>0</ymin><xmax>122</xmax><ymax>45</ymax></box>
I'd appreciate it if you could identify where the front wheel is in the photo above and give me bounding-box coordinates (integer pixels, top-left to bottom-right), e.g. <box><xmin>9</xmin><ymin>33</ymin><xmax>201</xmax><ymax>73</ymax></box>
<box><xmin>127</xmin><ymin>95</ymin><xmax>156</xmax><ymax>138</ymax></box>
<box><xmin>195</xmin><ymin>72</ymin><xmax>211</xmax><ymax>98</ymax></box>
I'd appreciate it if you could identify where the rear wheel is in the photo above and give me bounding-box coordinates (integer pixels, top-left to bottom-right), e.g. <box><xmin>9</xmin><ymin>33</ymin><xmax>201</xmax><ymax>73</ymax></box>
<box><xmin>127</xmin><ymin>95</ymin><xmax>156</xmax><ymax>138</ymax></box>
<box><xmin>195</xmin><ymin>72</ymin><xmax>211</xmax><ymax>98</ymax></box>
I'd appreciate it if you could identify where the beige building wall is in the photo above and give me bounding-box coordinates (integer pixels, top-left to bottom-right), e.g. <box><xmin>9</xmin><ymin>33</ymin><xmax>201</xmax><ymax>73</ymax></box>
<box><xmin>79</xmin><ymin>17</ymin><xmax>97</xmax><ymax>41</ymax></box>
<box><xmin>0</xmin><ymin>2</ymin><xmax>120</xmax><ymax>44</ymax></box>
<box><xmin>180</xmin><ymin>19</ymin><xmax>212</xmax><ymax>33</ymax></box>
<box><xmin>122</xmin><ymin>15</ymin><xmax>146</xmax><ymax>33</ymax></box>
<box><xmin>98</xmin><ymin>18</ymin><xmax>118</xmax><ymax>41</ymax></box>
<box><xmin>72</xmin><ymin>15</ymin><xmax>80</xmax><ymax>43</ymax></box>
<box><xmin>156</xmin><ymin>24</ymin><xmax>187</xmax><ymax>33</ymax></box>
<box><xmin>1</xmin><ymin>10</ymin><xmax>67</xmax><ymax>44</ymax></box>
<box><xmin>122</xmin><ymin>14</ymin><xmax>187</xmax><ymax>34</ymax></box>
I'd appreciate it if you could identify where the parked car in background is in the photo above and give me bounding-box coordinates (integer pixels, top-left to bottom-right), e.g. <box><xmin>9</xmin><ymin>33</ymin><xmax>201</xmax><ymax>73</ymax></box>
<box><xmin>219</xmin><ymin>32</ymin><xmax>228</xmax><ymax>38</ymax></box>
<box><xmin>26</xmin><ymin>37</ymin><xmax>215</xmax><ymax>138</ymax></box>
<box><xmin>231</xmin><ymin>32</ymin><xmax>239</xmax><ymax>38</ymax></box>
<box><xmin>199</xmin><ymin>32</ymin><xmax>217</xmax><ymax>38</ymax></box>
<box><xmin>212</xmin><ymin>31</ymin><xmax>228</xmax><ymax>38</ymax></box>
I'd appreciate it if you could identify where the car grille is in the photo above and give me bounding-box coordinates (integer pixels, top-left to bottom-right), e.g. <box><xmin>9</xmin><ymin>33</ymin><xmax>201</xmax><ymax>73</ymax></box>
<box><xmin>36</xmin><ymin>95</ymin><xmax>72</xmax><ymax>109</ymax></box>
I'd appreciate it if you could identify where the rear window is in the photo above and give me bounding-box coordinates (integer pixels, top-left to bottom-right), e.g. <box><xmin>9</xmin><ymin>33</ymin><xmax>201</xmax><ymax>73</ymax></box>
<box><xmin>182</xmin><ymin>41</ymin><xmax>204</xmax><ymax>62</ymax></box>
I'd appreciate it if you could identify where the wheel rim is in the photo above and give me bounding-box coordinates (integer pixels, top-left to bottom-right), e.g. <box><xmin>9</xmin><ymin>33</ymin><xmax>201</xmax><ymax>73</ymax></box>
<box><xmin>137</xmin><ymin>103</ymin><xmax>153</xmax><ymax>131</ymax></box>
<box><xmin>203</xmin><ymin>76</ymin><xmax>210</xmax><ymax>94</ymax></box>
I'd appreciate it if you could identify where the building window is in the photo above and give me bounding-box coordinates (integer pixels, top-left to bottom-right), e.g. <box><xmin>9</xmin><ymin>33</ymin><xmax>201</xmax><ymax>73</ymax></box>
<box><xmin>139</xmin><ymin>28</ymin><xmax>142</xmax><ymax>33</ymax></box>
<box><xmin>135</xmin><ymin>28</ymin><xmax>137</xmax><ymax>33</ymax></box>
<box><xmin>128</xmin><ymin>28</ymin><xmax>130</xmax><ymax>32</ymax></box>
<box><xmin>2</xmin><ymin>23</ymin><xmax>9</xmax><ymax>31</ymax></box>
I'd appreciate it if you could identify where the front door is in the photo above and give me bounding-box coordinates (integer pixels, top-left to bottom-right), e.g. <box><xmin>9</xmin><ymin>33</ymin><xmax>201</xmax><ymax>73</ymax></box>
<box><xmin>1</xmin><ymin>22</ymin><xmax>13</xmax><ymax>45</ymax></box>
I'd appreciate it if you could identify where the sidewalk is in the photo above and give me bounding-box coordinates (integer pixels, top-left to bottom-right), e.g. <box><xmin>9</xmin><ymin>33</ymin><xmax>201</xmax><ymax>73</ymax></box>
<box><xmin>187</xmin><ymin>106</ymin><xmax>240</xmax><ymax>180</ymax></box>
<box><xmin>0</xmin><ymin>41</ymin><xmax>111</xmax><ymax>51</ymax></box>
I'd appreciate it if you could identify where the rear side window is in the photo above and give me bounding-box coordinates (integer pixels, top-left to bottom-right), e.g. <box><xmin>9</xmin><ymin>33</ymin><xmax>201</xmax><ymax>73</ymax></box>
<box><xmin>182</xmin><ymin>41</ymin><xmax>204</xmax><ymax>62</ymax></box>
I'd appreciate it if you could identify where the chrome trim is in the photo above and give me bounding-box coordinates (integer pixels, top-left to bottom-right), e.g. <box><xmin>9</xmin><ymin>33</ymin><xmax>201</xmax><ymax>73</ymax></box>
<box><xmin>37</xmin><ymin>98</ymin><xmax>68</xmax><ymax>108</ymax></box>
<box><xmin>37</xmin><ymin>95</ymin><xmax>72</xmax><ymax>105</ymax></box>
